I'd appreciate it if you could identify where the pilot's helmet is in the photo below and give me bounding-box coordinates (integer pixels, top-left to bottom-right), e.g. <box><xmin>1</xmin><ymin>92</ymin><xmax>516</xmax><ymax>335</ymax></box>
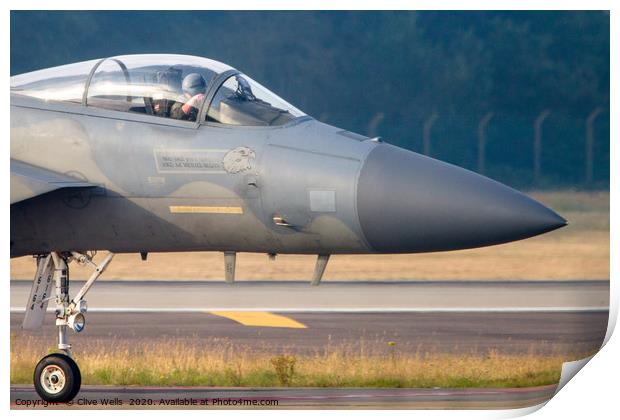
<box><xmin>182</xmin><ymin>73</ymin><xmax>207</xmax><ymax>97</ymax></box>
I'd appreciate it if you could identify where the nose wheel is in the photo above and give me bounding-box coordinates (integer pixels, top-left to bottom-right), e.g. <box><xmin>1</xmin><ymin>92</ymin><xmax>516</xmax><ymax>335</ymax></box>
<box><xmin>34</xmin><ymin>353</ymin><xmax>81</xmax><ymax>403</ymax></box>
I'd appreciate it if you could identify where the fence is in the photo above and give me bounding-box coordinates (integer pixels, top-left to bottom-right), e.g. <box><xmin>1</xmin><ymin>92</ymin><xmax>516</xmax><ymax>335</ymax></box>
<box><xmin>355</xmin><ymin>108</ymin><xmax>610</xmax><ymax>190</ymax></box>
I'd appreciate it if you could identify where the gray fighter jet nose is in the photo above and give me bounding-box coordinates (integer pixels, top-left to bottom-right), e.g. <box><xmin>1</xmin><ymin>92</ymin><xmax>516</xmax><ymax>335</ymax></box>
<box><xmin>357</xmin><ymin>144</ymin><xmax>567</xmax><ymax>253</ymax></box>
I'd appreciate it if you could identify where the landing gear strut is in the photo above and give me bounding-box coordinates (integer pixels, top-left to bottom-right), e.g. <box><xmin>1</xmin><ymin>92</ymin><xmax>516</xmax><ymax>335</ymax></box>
<box><xmin>24</xmin><ymin>251</ymin><xmax>114</xmax><ymax>402</ymax></box>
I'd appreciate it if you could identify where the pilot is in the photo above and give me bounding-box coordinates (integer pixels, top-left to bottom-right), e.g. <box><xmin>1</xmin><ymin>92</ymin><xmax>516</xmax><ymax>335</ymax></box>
<box><xmin>170</xmin><ymin>73</ymin><xmax>207</xmax><ymax>121</ymax></box>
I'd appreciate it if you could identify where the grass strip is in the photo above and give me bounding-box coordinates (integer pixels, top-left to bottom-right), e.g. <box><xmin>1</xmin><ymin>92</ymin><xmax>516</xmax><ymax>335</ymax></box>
<box><xmin>11</xmin><ymin>339</ymin><xmax>590</xmax><ymax>388</ymax></box>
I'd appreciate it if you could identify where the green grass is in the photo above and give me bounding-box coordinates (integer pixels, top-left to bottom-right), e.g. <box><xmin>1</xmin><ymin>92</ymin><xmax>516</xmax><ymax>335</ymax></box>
<box><xmin>11</xmin><ymin>337</ymin><xmax>591</xmax><ymax>388</ymax></box>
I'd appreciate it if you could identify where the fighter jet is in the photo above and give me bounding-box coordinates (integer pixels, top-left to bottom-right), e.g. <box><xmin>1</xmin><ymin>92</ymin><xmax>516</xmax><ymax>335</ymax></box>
<box><xmin>10</xmin><ymin>54</ymin><xmax>566</xmax><ymax>402</ymax></box>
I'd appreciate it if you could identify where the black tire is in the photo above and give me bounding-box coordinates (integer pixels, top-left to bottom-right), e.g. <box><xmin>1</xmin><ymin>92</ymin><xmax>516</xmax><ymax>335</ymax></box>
<box><xmin>33</xmin><ymin>353</ymin><xmax>81</xmax><ymax>402</ymax></box>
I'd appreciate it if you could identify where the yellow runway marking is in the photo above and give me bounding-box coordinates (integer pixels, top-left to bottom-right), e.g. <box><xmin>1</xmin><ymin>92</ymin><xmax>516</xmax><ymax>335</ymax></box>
<box><xmin>211</xmin><ymin>311</ymin><xmax>307</xmax><ymax>329</ymax></box>
<box><xmin>169</xmin><ymin>206</ymin><xmax>243</xmax><ymax>214</ymax></box>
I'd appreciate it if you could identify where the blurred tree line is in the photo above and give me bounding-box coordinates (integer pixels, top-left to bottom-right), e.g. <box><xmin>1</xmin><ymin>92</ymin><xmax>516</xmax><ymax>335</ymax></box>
<box><xmin>10</xmin><ymin>11</ymin><xmax>609</xmax><ymax>189</ymax></box>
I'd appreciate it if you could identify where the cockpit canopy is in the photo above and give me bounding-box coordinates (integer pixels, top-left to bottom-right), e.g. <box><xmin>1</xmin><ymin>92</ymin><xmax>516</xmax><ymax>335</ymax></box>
<box><xmin>206</xmin><ymin>73</ymin><xmax>304</xmax><ymax>126</ymax></box>
<box><xmin>10</xmin><ymin>54</ymin><xmax>306</xmax><ymax>126</ymax></box>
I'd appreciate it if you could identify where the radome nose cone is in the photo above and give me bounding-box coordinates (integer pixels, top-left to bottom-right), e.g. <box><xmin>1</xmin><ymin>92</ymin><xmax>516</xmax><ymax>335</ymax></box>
<box><xmin>357</xmin><ymin>144</ymin><xmax>566</xmax><ymax>253</ymax></box>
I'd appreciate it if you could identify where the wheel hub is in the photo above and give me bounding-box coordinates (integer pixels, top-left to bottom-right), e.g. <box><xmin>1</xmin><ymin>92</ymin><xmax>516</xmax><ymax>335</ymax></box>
<box><xmin>40</xmin><ymin>365</ymin><xmax>66</xmax><ymax>394</ymax></box>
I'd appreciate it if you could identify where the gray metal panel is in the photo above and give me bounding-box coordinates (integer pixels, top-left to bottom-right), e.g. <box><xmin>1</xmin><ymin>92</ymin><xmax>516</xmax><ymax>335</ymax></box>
<box><xmin>257</xmin><ymin>119</ymin><xmax>377</xmax><ymax>253</ymax></box>
<box><xmin>10</xmin><ymin>160</ymin><xmax>95</xmax><ymax>204</ymax></box>
<box><xmin>10</xmin><ymin>191</ymin><xmax>198</xmax><ymax>257</ymax></box>
<box><xmin>12</xmin><ymin>93</ymin><xmax>198</xmax><ymax>129</ymax></box>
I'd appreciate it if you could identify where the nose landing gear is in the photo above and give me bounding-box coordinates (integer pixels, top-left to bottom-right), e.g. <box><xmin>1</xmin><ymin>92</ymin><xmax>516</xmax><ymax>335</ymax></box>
<box><xmin>24</xmin><ymin>251</ymin><xmax>115</xmax><ymax>403</ymax></box>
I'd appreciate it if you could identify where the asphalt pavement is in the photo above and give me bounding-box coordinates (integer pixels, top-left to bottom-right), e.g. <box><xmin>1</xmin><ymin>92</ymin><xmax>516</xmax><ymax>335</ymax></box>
<box><xmin>10</xmin><ymin>384</ymin><xmax>558</xmax><ymax>409</ymax></box>
<box><xmin>10</xmin><ymin>279</ymin><xmax>610</xmax><ymax>311</ymax></box>
<box><xmin>10</xmin><ymin>310</ymin><xmax>608</xmax><ymax>355</ymax></box>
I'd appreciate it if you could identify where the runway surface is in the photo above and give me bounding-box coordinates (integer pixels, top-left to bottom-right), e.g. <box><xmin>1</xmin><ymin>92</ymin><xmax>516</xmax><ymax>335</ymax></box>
<box><xmin>10</xmin><ymin>280</ymin><xmax>609</xmax><ymax>353</ymax></box>
<box><xmin>10</xmin><ymin>310</ymin><xmax>608</xmax><ymax>354</ymax></box>
<box><xmin>10</xmin><ymin>384</ymin><xmax>557</xmax><ymax>409</ymax></box>
<box><xmin>10</xmin><ymin>279</ymin><xmax>610</xmax><ymax>311</ymax></box>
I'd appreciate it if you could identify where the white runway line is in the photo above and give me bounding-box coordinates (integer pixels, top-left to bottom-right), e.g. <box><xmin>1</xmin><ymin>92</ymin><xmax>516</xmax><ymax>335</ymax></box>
<box><xmin>9</xmin><ymin>306</ymin><xmax>609</xmax><ymax>313</ymax></box>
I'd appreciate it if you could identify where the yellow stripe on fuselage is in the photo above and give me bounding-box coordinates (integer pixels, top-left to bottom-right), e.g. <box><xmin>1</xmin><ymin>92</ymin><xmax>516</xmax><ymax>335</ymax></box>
<box><xmin>169</xmin><ymin>206</ymin><xmax>243</xmax><ymax>214</ymax></box>
<box><xmin>211</xmin><ymin>311</ymin><xmax>307</xmax><ymax>329</ymax></box>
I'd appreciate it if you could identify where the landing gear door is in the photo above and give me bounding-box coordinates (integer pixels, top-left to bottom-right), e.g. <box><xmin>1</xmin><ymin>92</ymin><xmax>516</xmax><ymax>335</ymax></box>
<box><xmin>22</xmin><ymin>255</ymin><xmax>54</xmax><ymax>330</ymax></box>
